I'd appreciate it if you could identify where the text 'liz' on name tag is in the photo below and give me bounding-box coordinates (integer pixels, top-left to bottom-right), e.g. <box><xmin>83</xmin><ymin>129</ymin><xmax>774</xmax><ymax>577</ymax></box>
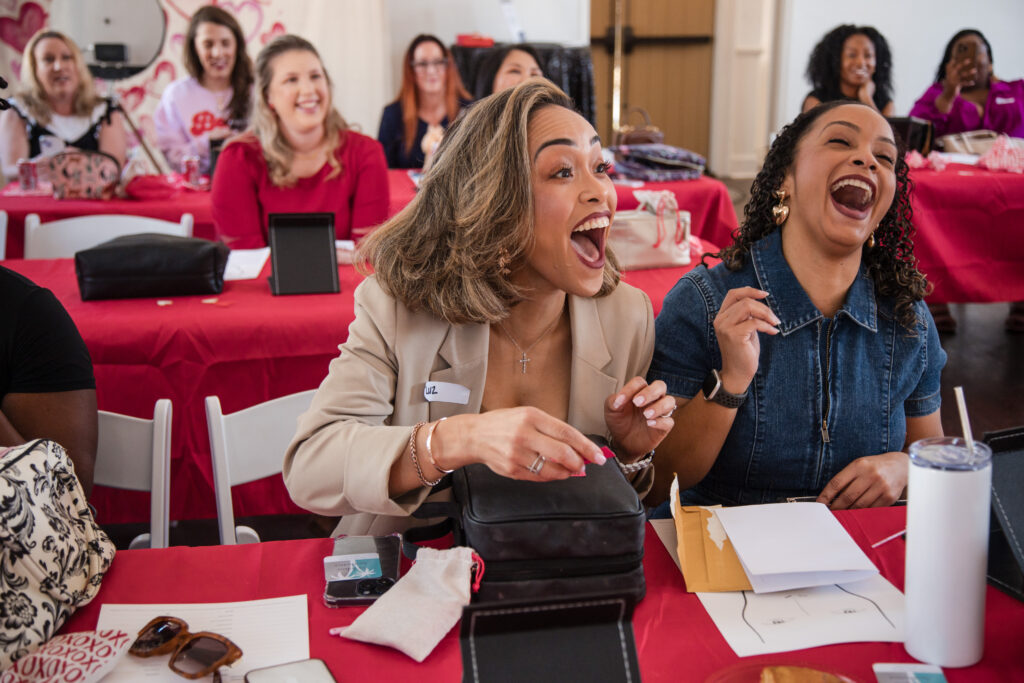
<box><xmin>424</xmin><ymin>381</ymin><xmax>470</xmax><ymax>404</ymax></box>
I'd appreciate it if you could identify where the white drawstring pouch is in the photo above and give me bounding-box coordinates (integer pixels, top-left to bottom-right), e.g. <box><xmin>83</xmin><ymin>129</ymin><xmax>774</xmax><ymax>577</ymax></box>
<box><xmin>333</xmin><ymin>546</ymin><xmax>476</xmax><ymax>662</ymax></box>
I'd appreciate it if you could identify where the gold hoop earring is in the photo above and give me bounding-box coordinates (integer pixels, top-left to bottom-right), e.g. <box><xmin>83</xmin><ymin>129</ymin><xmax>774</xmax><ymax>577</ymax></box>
<box><xmin>772</xmin><ymin>189</ymin><xmax>789</xmax><ymax>226</ymax></box>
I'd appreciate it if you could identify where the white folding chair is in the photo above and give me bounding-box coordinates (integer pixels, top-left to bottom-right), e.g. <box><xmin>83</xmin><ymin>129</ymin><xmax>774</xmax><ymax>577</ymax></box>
<box><xmin>205</xmin><ymin>390</ymin><xmax>317</xmax><ymax>545</ymax></box>
<box><xmin>23</xmin><ymin>212</ymin><xmax>194</xmax><ymax>259</ymax></box>
<box><xmin>0</xmin><ymin>209</ymin><xmax>7</xmax><ymax>259</ymax></box>
<box><xmin>94</xmin><ymin>399</ymin><xmax>172</xmax><ymax>549</ymax></box>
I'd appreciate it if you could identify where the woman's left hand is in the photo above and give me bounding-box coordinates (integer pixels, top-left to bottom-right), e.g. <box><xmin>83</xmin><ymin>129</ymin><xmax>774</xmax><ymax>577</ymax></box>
<box><xmin>857</xmin><ymin>79</ymin><xmax>877</xmax><ymax>107</ymax></box>
<box><xmin>816</xmin><ymin>451</ymin><xmax>909</xmax><ymax>509</ymax></box>
<box><xmin>604</xmin><ymin>377</ymin><xmax>675</xmax><ymax>460</ymax></box>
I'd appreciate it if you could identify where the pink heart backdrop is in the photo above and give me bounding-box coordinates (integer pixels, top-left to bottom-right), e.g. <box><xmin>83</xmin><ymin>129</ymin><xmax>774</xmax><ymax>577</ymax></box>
<box><xmin>0</xmin><ymin>0</ymin><xmax>288</xmax><ymax>151</ymax></box>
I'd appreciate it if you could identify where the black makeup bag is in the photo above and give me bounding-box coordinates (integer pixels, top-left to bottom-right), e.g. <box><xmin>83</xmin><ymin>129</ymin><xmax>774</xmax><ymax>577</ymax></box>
<box><xmin>404</xmin><ymin>436</ymin><xmax>646</xmax><ymax>603</ymax></box>
<box><xmin>75</xmin><ymin>233</ymin><xmax>229</xmax><ymax>301</ymax></box>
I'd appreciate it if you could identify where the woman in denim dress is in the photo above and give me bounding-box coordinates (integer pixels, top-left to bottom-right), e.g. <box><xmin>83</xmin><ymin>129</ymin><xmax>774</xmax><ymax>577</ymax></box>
<box><xmin>648</xmin><ymin>101</ymin><xmax>946</xmax><ymax>513</ymax></box>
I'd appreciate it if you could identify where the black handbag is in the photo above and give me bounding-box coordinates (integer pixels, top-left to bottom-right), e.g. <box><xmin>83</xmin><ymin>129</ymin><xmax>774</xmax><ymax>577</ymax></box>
<box><xmin>405</xmin><ymin>437</ymin><xmax>646</xmax><ymax>603</ymax></box>
<box><xmin>74</xmin><ymin>233</ymin><xmax>229</xmax><ymax>301</ymax></box>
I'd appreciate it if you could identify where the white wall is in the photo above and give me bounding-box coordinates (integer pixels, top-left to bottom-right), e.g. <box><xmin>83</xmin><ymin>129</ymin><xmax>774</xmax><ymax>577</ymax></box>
<box><xmin>773</xmin><ymin>0</ymin><xmax>1024</xmax><ymax>132</ymax></box>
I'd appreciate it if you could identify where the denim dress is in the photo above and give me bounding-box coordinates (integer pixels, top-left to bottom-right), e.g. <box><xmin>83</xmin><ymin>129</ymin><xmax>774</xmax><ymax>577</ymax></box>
<box><xmin>648</xmin><ymin>229</ymin><xmax>946</xmax><ymax>507</ymax></box>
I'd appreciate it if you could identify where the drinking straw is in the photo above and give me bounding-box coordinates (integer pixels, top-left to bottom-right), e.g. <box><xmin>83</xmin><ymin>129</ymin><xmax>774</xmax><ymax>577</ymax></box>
<box><xmin>953</xmin><ymin>386</ymin><xmax>975</xmax><ymax>456</ymax></box>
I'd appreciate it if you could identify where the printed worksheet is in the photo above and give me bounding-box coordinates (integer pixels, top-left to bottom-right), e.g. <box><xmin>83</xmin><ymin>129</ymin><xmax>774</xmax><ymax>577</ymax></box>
<box><xmin>96</xmin><ymin>595</ymin><xmax>309</xmax><ymax>682</ymax></box>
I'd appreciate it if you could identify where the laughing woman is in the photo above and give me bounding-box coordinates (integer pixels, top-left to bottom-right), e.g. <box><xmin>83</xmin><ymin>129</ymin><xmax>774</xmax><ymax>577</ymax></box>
<box><xmin>211</xmin><ymin>35</ymin><xmax>388</xmax><ymax>249</ymax></box>
<box><xmin>284</xmin><ymin>80</ymin><xmax>674</xmax><ymax>535</ymax></box>
<box><xmin>647</xmin><ymin>101</ymin><xmax>945</xmax><ymax>513</ymax></box>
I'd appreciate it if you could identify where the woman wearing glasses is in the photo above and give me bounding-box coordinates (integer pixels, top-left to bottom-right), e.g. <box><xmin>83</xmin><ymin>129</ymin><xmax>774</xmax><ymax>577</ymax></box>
<box><xmin>377</xmin><ymin>34</ymin><xmax>470</xmax><ymax>168</ymax></box>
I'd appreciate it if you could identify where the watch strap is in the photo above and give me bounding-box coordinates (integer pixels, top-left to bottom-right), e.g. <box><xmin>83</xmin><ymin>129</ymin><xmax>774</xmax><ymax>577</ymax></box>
<box><xmin>702</xmin><ymin>369</ymin><xmax>747</xmax><ymax>408</ymax></box>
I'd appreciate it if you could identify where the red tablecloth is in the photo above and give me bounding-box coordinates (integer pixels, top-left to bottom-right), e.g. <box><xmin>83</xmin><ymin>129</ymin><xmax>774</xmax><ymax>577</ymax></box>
<box><xmin>3</xmin><ymin>171</ymin><xmax>737</xmax><ymax>260</ymax></box>
<box><xmin>910</xmin><ymin>165</ymin><xmax>1024</xmax><ymax>303</ymax></box>
<box><xmin>387</xmin><ymin>169</ymin><xmax>739</xmax><ymax>248</ymax></box>
<box><xmin>2</xmin><ymin>242</ymin><xmax>717</xmax><ymax>524</ymax></box>
<box><xmin>0</xmin><ymin>184</ymin><xmax>215</xmax><ymax>259</ymax></box>
<box><xmin>60</xmin><ymin>508</ymin><xmax>1024</xmax><ymax>682</ymax></box>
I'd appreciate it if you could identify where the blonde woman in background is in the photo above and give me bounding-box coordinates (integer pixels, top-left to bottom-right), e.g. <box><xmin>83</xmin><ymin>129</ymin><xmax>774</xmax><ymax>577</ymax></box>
<box><xmin>0</xmin><ymin>30</ymin><xmax>126</xmax><ymax>178</ymax></box>
<box><xmin>211</xmin><ymin>34</ymin><xmax>388</xmax><ymax>249</ymax></box>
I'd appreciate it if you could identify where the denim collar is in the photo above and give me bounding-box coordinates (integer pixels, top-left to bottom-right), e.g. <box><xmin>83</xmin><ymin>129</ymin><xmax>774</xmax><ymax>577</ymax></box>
<box><xmin>750</xmin><ymin>229</ymin><xmax>877</xmax><ymax>335</ymax></box>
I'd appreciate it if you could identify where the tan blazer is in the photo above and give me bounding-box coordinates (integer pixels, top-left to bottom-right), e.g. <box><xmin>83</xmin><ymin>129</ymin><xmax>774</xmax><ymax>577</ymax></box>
<box><xmin>283</xmin><ymin>276</ymin><xmax>655</xmax><ymax>536</ymax></box>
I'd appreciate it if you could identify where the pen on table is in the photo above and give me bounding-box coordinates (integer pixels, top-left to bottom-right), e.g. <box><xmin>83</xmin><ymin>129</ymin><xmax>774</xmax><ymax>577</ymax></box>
<box><xmin>871</xmin><ymin>529</ymin><xmax>906</xmax><ymax>548</ymax></box>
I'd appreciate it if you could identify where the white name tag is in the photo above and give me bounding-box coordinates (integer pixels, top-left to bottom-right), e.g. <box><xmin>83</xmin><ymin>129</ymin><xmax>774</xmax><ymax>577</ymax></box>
<box><xmin>424</xmin><ymin>381</ymin><xmax>470</xmax><ymax>404</ymax></box>
<box><xmin>995</xmin><ymin>96</ymin><xmax>1016</xmax><ymax>105</ymax></box>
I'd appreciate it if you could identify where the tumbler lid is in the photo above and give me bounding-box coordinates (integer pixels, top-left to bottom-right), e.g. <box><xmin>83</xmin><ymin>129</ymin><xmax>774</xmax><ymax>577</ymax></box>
<box><xmin>909</xmin><ymin>437</ymin><xmax>992</xmax><ymax>471</ymax></box>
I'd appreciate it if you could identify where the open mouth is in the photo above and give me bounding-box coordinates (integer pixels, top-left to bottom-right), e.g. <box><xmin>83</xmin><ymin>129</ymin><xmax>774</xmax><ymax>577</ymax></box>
<box><xmin>571</xmin><ymin>214</ymin><xmax>609</xmax><ymax>268</ymax></box>
<box><xmin>830</xmin><ymin>176</ymin><xmax>875</xmax><ymax>216</ymax></box>
<box><xmin>296</xmin><ymin>99</ymin><xmax>321</xmax><ymax>114</ymax></box>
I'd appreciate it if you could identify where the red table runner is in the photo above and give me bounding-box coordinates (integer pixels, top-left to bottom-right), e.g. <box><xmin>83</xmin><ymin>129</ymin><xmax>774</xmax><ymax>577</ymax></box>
<box><xmin>909</xmin><ymin>164</ymin><xmax>1024</xmax><ymax>303</ymax></box>
<box><xmin>60</xmin><ymin>508</ymin><xmax>1024</xmax><ymax>681</ymax></box>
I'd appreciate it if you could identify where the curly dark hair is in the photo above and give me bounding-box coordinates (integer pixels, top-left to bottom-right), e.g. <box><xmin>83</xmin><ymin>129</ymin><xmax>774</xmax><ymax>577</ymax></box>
<box><xmin>713</xmin><ymin>100</ymin><xmax>929</xmax><ymax>331</ymax></box>
<box><xmin>805</xmin><ymin>25</ymin><xmax>892</xmax><ymax>111</ymax></box>
<box><xmin>934</xmin><ymin>29</ymin><xmax>993</xmax><ymax>84</ymax></box>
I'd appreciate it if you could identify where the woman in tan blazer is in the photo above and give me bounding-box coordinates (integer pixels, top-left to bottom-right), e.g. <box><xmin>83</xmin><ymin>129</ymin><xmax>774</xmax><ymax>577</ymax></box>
<box><xmin>284</xmin><ymin>80</ymin><xmax>676</xmax><ymax>535</ymax></box>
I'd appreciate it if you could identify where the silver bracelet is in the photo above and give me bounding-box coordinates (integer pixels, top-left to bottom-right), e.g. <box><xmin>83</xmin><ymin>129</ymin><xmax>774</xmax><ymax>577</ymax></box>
<box><xmin>617</xmin><ymin>450</ymin><xmax>655</xmax><ymax>474</ymax></box>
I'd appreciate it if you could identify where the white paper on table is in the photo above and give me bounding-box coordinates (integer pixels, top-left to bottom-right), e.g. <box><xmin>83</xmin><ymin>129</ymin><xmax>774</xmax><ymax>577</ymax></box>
<box><xmin>713</xmin><ymin>503</ymin><xmax>877</xmax><ymax>593</ymax></box>
<box><xmin>697</xmin><ymin>574</ymin><xmax>905</xmax><ymax>657</ymax></box>
<box><xmin>96</xmin><ymin>594</ymin><xmax>309</xmax><ymax>682</ymax></box>
<box><xmin>936</xmin><ymin>152</ymin><xmax>979</xmax><ymax>166</ymax></box>
<box><xmin>224</xmin><ymin>247</ymin><xmax>271</xmax><ymax>281</ymax></box>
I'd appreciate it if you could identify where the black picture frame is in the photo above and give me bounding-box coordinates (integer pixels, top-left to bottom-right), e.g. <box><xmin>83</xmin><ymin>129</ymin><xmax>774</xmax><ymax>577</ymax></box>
<box><xmin>268</xmin><ymin>212</ymin><xmax>339</xmax><ymax>295</ymax></box>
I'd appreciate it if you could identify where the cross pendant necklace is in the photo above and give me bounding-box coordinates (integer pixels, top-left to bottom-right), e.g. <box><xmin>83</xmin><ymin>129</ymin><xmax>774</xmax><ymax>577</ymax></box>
<box><xmin>497</xmin><ymin>308</ymin><xmax>564</xmax><ymax>375</ymax></box>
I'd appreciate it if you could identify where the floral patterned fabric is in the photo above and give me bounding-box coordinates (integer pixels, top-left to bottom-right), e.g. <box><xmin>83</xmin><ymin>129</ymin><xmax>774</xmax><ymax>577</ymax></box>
<box><xmin>0</xmin><ymin>440</ymin><xmax>116</xmax><ymax>671</ymax></box>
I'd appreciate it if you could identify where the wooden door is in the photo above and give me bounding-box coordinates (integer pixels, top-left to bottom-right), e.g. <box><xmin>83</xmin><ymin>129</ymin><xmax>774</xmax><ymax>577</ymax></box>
<box><xmin>591</xmin><ymin>0</ymin><xmax>714</xmax><ymax>158</ymax></box>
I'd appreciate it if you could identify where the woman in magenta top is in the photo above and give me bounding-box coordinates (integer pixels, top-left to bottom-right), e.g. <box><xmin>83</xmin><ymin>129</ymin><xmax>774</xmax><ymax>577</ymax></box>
<box><xmin>910</xmin><ymin>29</ymin><xmax>1024</xmax><ymax>138</ymax></box>
<box><xmin>212</xmin><ymin>35</ymin><xmax>388</xmax><ymax>249</ymax></box>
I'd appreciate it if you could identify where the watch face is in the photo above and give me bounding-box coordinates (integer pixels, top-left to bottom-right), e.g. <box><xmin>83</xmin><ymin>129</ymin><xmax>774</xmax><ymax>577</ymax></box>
<box><xmin>702</xmin><ymin>369</ymin><xmax>721</xmax><ymax>400</ymax></box>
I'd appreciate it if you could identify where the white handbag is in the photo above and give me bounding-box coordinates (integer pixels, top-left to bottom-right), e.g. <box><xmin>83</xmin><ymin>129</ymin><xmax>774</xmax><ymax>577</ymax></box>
<box><xmin>937</xmin><ymin>129</ymin><xmax>1024</xmax><ymax>155</ymax></box>
<box><xmin>609</xmin><ymin>190</ymin><xmax>691</xmax><ymax>270</ymax></box>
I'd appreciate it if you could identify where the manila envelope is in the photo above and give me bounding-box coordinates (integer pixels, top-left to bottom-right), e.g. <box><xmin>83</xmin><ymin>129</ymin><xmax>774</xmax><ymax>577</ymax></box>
<box><xmin>673</xmin><ymin>502</ymin><xmax>753</xmax><ymax>593</ymax></box>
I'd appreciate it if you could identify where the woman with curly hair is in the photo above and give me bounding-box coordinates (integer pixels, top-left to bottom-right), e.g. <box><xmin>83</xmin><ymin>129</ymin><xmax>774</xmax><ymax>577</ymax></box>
<box><xmin>802</xmin><ymin>25</ymin><xmax>894</xmax><ymax>116</ymax></box>
<box><xmin>284</xmin><ymin>80</ymin><xmax>674</xmax><ymax>535</ymax></box>
<box><xmin>647</xmin><ymin>101</ymin><xmax>945</xmax><ymax>513</ymax></box>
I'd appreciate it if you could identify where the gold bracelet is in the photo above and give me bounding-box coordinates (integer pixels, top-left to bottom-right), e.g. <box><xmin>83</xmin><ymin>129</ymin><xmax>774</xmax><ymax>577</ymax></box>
<box><xmin>425</xmin><ymin>417</ymin><xmax>454</xmax><ymax>474</ymax></box>
<box><xmin>408</xmin><ymin>421</ymin><xmax>442</xmax><ymax>487</ymax></box>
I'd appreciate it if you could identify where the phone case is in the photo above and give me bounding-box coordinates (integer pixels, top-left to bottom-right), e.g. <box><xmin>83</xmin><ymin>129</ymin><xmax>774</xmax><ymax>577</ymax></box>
<box><xmin>323</xmin><ymin>535</ymin><xmax>402</xmax><ymax>607</ymax></box>
<box><xmin>245</xmin><ymin>658</ymin><xmax>336</xmax><ymax>682</ymax></box>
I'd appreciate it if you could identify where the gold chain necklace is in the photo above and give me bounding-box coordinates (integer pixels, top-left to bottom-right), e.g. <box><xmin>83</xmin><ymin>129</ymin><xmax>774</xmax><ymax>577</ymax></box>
<box><xmin>497</xmin><ymin>309</ymin><xmax>563</xmax><ymax>375</ymax></box>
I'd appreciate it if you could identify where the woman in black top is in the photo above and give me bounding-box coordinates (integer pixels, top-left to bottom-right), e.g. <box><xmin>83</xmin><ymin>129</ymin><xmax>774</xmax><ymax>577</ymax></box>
<box><xmin>0</xmin><ymin>30</ymin><xmax>126</xmax><ymax>178</ymax></box>
<box><xmin>802</xmin><ymin>25</ymin><xmax>895</xmax><ymax>116</ymax></box>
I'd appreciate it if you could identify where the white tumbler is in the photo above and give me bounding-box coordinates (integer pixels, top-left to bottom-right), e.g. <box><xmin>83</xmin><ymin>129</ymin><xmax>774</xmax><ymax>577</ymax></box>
<box><xmin>904</xmin><ymin>436</ymin><xmax>992</xmax><ymax>667</ymax></box>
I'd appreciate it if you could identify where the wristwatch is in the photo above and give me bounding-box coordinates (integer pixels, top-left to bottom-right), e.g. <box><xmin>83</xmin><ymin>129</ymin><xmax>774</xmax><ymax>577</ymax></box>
<box><xmin>702</xmin><ymin>368</ymin><xmax>748</xmax><ymax>408</ymax></box>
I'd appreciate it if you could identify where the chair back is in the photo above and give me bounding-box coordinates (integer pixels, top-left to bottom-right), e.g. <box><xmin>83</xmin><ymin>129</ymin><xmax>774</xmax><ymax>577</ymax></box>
<box><xmin>0</xmin><ymin>210</ymin><xmax>7</xmax><ymax>260</ymax></box>
<box><xmin>94</xmin><ymin>399</ymin><xmax>172</xmax><ymax>548</ymax></box>
<box><xmin>24</xmin><ymin>213</ymin><xmax>194</xmax><ymax>259</ymax></box>
<box><xmin>205</xmin><ymin>390</ymin><xmax>317</xmax><ymax>544</ymax></box>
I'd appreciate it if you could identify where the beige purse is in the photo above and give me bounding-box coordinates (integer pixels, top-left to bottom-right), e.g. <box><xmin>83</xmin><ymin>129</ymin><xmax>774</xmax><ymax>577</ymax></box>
<box><xmin>608</xmin><ymin>190</ymin><xmax>691</xmax><ymax>271</ymax></box>
<box><xmin>0</xmin><ymin>440</ymin><xmax>116</xmax><ymax>669</ymax></box>
<box><xmin>937</xmin><ymin>130</ymin><xmax>1024</xmax><ymax>155</ymax></box>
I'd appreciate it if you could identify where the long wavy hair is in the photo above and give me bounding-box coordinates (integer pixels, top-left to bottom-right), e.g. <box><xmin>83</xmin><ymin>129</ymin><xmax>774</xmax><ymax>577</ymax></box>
<box><xmin>18</xmin><ymin>30</ymin><xmax>101</xmax><ymax>125</ymax></box>
<box><xmin>394</xmin><ymin>34</ymin><xmax>470</xmax><ymax>155</ymax></box>
<box><xmin>933</xmin><ymin>29</ymin><xmax>993</xmax><ymax>85</ymax></box>
<box><xmin>715</xmin><ymin>100</ymin><xmax>928</xmax><ymax>330</ymax></box>
<box><xmin>183</xmin><ymin>5</ymin><xmax>254</xmax><ymax>125</ymax></box>
<box><xmin>233</xmin><ymin>34</ymin><xmax>348</xmax><ymax>187</ymax></box>
<box><xmin>359</xmin><ymin>79</ymin><xmax>620</xmax><ymax>325</ymax></box>
<box><xmin>805</xmin><ymin>25</ymin><xmax>893</xmax><ymax>111</ymax></box>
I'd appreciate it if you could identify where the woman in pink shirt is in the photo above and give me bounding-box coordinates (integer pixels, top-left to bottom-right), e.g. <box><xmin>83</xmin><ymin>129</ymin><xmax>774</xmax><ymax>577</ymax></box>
<box><xmin>212</xmin><ymin>35</ymin><xmax>388</xmax><ymax>249</ymax></box>
<box><xmin>154</xmin><ymin>5</ymin><xmax>253</xmax><ymax>175</ymax></box>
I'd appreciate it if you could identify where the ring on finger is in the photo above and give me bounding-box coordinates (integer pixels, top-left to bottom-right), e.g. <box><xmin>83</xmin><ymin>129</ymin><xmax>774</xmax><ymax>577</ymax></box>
<box><xmin>527</xmin><ymin>454</ymin><xmax>546</xmax><ymax>474</ymax></box>
<box><xmin>666</xmin><ymin>402</ymin><xmax>678</xmax><ymax>418</ymax></box>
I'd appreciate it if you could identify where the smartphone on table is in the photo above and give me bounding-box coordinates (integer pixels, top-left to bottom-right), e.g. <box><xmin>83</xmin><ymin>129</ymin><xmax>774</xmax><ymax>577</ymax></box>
<box><xmin>322</xmin><ymin>534</ymin><xmax>401</xmax><ymax>607</ymax></box>
<box><xmin>245</xmin><ymin>658</ymin><xmax>336</xmax><ymax>682</ymax></box>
